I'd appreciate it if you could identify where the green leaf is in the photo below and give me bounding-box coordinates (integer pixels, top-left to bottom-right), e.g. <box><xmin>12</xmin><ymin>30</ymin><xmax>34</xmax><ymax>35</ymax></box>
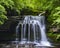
<box><xmin>0</xmin><ymin>21</ymin><xmax>3</xmax><ymax>25</ymax></box>
<box><xmin>0</xmin><ymin>5</ymin><xmax>6</xmax><ymax>14</ymax></box>
<box><xmin>55</xmin><ymin>7</ymin><xmax>60</xmax><ymax>10</ymax></box>
<box><xmin>56</xmin><ymin>34</ymin><xmax>60</xmax><ymax>40</ymax></box>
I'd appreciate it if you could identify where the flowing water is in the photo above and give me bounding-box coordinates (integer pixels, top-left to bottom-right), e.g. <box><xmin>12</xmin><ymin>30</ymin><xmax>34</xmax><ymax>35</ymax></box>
<box><xmin>14</xmin><ymin>16</ymin><xmax>52</xmax><ymax>48</ymax></box>
<box><xmin>2</xmin><ymin>15</ymin><xmax>53</xmax><ymax>48</ymax></box>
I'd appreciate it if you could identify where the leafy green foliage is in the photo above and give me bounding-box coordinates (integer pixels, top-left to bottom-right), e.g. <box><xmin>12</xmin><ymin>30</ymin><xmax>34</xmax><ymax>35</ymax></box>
<box><xmin>56</xmin><ymin>34</ymin><xmax>60</xmax><ymax>40</ymax></box>
<box><xmin>53</xmin><ymin>7</ymin><xmax>60</xmax><ymax>24</ymax></box>
<box><xmin>47</xmin><ymin>32</ymin><xmax>60</xmax><ymax>42</ymax></box>
<box><xmin>0</xmin><ymin>0</ymin><xmax>14</xmax><ymax>25</ymax></box>
<box><xmin>0</xmin><ymin>0</ymin><xmax>14</xmax><ymax>9</ymax></box>
<box><xmin>47</xmin><ymin>0</ymin><xmax>60</xmax><ymax>25</ymax></box>
<box><xmin>0</xmin><ymin>0</ymin><xmax>60</xmax><ymax>25</ymax></box>
<box><xmin>0</xmin><ymin>5</ymin><xmax>7</xmax><ymax>25</ymax></box>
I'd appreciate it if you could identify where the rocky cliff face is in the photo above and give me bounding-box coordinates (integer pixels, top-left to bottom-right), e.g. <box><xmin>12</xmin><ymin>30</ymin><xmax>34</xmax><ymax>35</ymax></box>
<box><xmin>0</xmin><ymin>16</ymin><xmax>23</xmax><ymax>43</ymax></box>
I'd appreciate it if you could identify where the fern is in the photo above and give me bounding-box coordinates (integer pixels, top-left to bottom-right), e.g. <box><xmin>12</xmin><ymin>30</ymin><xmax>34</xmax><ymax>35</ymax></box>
<box><xmin>0</xmin><ymin>5</ymin><xmax>7</xmax><ymax>24</ymax></box>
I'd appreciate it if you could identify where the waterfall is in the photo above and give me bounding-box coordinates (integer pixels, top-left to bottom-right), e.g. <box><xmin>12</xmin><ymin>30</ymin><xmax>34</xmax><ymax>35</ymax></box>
<box><xmin>15</xmin><ymin>16</ymin><xmax>52</xmax><ymax>48</ymax></box>
<box><xmin>16</xmin><ymin>21</ymin><xmax>20</xmax><ymax>41</ymax></box>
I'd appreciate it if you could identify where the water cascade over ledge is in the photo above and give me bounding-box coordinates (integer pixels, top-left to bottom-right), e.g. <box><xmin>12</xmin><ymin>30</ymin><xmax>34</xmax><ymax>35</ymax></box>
<box><xmin>12</xmin><ymin>15</ymin><xmax>53</xmax><ymax>48</ymax></box>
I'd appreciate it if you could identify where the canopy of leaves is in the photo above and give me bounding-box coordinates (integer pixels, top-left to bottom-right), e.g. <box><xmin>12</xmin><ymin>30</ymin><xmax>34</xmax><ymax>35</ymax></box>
<box><xmin>17</xmin><ymin>0</ymin><xmax>60</xmax><ymax>26</ymax></box>
<box><xmin>0</xmin><ymin>0</ymin><xmax>60</xmax><ymax>25</ymax></box>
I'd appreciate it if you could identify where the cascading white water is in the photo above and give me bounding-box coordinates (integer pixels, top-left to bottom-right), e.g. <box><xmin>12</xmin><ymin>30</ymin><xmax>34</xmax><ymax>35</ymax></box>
<box><xmin>16</xmin><ymin>21</ymin><xmax>20</xmax><ymax>41</ymax></box>
<box><xmin>15</xmin><ymin>21</ymin><xmax>21</xmax><ymax>48</ymax></box>
<box><xmin>15</xmin><ymin>15</ymin><xmax>52</xmax><ymax>48</ymax></box>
